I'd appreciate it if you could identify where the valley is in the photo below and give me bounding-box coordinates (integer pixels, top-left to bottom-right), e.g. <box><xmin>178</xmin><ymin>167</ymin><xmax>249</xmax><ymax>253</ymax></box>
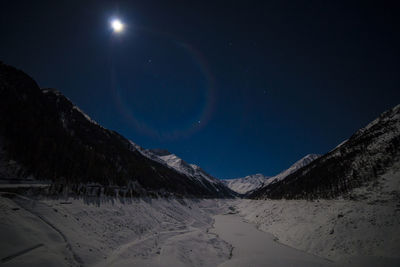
<box><xmin>1</xmin><ymin>183</ymin><xmax>399</xmax><ymax>267</ymax></box>
<box><xmin>1</xmin><ymin>63</ymin><xmax>399</xmax><ymax>266</ymax></box>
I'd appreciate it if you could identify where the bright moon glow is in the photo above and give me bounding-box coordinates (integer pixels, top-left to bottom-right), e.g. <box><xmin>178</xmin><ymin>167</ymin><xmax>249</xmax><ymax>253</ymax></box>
<box><xmin>111</xmin><ymin>19</ymin><xmax>124</xmax><ymax>33</ymax></box>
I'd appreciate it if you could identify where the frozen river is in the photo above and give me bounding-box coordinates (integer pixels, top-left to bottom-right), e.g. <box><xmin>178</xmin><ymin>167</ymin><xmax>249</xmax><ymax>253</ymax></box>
<box><xmin>211</xmin><ymin>214</ymin><xmax>333</xmax><ymax>267</ymax></box>
<box><xmin>2</xmin><ymin>194</ymin><xmax>398</xmax><ymax>267</ymax></box>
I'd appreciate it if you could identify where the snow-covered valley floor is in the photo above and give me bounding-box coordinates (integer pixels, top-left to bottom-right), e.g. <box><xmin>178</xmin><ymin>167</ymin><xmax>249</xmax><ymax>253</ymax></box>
<box><xmin>0</xmin><ymin>194</ymin><xmax>232</xmax><ymax>267</ymax></box>
<box><xmin>211</xmin><ymin>213</ymin><xmax>332</xmax><ymax>267</ymax></box>
<box><xmin>1</xmin><ymin>192</ymin><xmax>399</xmax><ymax>267</ymax></box>
<box><xmin>237</xmin><ymin>199</ymin><xmax>400</xmax><ymax>267</ymax></box>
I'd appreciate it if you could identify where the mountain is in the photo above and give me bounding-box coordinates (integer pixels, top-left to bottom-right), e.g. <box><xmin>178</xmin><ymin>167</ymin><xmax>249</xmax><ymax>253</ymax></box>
<box><xmin>0</xmin><ymin>62</ymin><xmax>235</xmax><ymax>198</ymax></box>
<box><xmin>223</xmin><ymin>154</ymin><xmax>319</xmax><ymax>195</ymax></box>
<box><xmin>222</xmin><ymin>174</ymin><xmax>269</xmax><ymax>194</ymax></box>
<box><xmin>146</xmin><ymin>149</ymin><xmax>237</xmax><ymax>197</ymax></box>
<box><xmin>262</xmin><ymin>154</ymin><xmax>320</xmax><ymax>186</ymax></box>
<box><xmin>249</xmin><ymin>104</ymin><xmax>400</xmax><ymax>199</ymax></box>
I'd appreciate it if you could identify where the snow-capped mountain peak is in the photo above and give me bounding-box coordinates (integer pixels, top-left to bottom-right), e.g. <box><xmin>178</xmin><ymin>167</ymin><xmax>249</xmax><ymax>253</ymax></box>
<box><xmin>250</xmin><ymin>104</ymin><xmax>400</xmax><ymax>199</ymax></box>
<box><xmin>223</xmin><ymin>154</ymin><xmax>320</xmax><ymax>195</ymax></box>
<box><xmin>145</xmin><ymin>149</ymin><xmax>237</xmax><ymax>196</ymax></box>
<box><xmin>223</xmin><ymin>173</ymin><xmax>269</xmax><ymax>195</ymax></box>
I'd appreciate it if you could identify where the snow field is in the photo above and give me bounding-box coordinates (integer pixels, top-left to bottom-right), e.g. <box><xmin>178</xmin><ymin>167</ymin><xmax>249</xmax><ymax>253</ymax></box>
<box><xmin>0</xmin><ymin>195</ymin><xmax>232</xmax><ymax>267</ymax></box>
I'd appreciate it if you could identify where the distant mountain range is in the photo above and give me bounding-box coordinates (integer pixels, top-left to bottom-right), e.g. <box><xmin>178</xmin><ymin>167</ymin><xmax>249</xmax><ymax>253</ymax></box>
<box><xmin>224</xmin><ymin>104</ymin><xmax>400</xmax><ymax>199</ymax></box>
<box><xmin>222</xmin><ymin>174</ymin><xmax>268</xmax><ymax>194</ymax></box>
<box><xmin>223</xmin><ymin>154</ymin><xmax>320</xmax><ymax>195</ymax></box>
<box><xmin>250</xmin><ymin>104</ymin><xmax>400</xmax><ymax>199</ymax></box>
<box><xmin>0</xmin><ymin>62</ymin><xmax>236</xmax><ymax>198</ymax></box>
<box><xmin>1</xmin><ymin>62</ymin><xmax>398</xmax><ymax>200</ymax></box>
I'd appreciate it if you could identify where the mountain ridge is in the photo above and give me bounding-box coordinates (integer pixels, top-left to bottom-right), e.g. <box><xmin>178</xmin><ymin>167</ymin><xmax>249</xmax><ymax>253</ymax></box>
<box><xmin>223</xmin><ymin>154</ymin><xmax>320</xmax><ymax>195</ymax></box>
<box><xmin>249</xmin><ymin>104</ymin><xmax>400</xmax><ymax>199</ymax></box>
<box><xmin>0</xmin><ymin>62</ymin><xmax>235</xmax><ymax>198</ymax></box>
<box><xmin>222</xmin><ymin>173</ymin><xmax>269</xmax><ymax>194</ymax></box>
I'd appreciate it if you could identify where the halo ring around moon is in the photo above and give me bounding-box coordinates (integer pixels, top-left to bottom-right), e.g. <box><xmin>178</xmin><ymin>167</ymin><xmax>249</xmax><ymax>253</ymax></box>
<box><xmin>110</xmin><ymin>26</ymin><xmax>216</xmax><ymax>140</ymax></box>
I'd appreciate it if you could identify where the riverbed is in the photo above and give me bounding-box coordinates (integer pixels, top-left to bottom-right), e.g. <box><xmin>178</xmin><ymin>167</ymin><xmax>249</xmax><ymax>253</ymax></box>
<box><xmin>211</xmin><ymin>214</ymin><xmax>333</xmax><ymax>267</ymax></box>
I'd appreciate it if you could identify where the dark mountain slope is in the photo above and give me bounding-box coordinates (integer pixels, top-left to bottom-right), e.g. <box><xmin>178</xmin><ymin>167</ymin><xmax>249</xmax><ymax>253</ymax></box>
<box><xmin>0</xmin><ymin>62</ymin><xmax>235</xmax><ymax>198</ymax></box>
<box><xmin>144</xmin><ymin>149</ymin><xmax>237</xmax><ymax>197</ymax></box>
<box><xmin>250</xmin><ymin>104</ymin><xmax>400</xmax><ymax>199</ymax></box>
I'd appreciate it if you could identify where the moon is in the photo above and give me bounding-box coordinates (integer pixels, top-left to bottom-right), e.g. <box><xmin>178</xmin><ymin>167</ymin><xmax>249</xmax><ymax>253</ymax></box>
<box><xmin>111</xmin><ymin>19</ymin><xmax>124</xmax><ymax>33</ymax></box>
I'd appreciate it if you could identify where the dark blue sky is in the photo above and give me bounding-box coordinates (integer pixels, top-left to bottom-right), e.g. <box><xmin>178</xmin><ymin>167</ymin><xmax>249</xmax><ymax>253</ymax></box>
<box><xmin>1</xmin><ymin>1</ymin><xmax>399</xmax><ymax>179</ymax></box>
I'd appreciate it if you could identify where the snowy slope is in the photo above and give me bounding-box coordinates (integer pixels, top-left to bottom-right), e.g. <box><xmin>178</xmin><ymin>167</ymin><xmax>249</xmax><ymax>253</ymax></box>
<box><xmin>42</xmin><ymin>88</ymin><xmax>100</xmax><ymax>126</ymax></box>
<box><xmin>0</xmin><ymin>193</ymin><xmax>233</xmax><ymax>267</ymax></box>
<box><xmin>263</xmin><ymin>154</ymin><xmax>321</xmax><ymax>186</ymax></box>
<box><xmin>237</xmin><ymin>161</ymin><xmax>400</xmax><ymax>266</ymax></box>
<box><xmin>250</xmin><ymin>104</ymin><xmax>400</xmax><ymax>199</ymax></box>
<box><xmin>0</xmin><ymin>62</ymin><xmax>234</xmax><ymax>198</ymax></box>
<box><xmin>147</xmin><ymin>149</ymin><xmax>237</xmax><ymax>197</ymax></box>
<box><xmin>222</xmin><ymin>174</ymin><xmax>269</xmax><ymax>194</ymax></box>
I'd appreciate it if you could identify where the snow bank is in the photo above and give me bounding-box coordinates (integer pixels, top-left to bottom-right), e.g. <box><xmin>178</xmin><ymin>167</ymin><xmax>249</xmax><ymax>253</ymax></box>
<box><xmin>236</xmin><ymin>167</ymin><xmax>400</xmax><ymax>266</ymax></box>
<box><xmin>0</xmin><ymin>195</ymin><xmax>232</xmax><ymax>267</ymax></box>
<box><xmin>1</xmin><ymin>162</ymin><xmax>399</xmax><ymax>266</ymax></box>
<box><xmin>211</xmin><ymin>213</ymin><xmax>332</xmax><ymax>267</ymax></box>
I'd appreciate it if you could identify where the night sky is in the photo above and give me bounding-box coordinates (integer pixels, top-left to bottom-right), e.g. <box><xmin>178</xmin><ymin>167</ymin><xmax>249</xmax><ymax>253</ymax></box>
<box><xmin>1</xmin><ymin>1</ymin><xmax>399</xmax><ymax>179</ymax></box>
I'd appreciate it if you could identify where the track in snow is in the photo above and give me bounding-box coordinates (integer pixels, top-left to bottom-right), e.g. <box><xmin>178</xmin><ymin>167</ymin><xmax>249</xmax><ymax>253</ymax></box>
<box><xmin>1</xmin><ymin>244</ymin><xmax>44</xmax><ymax>263</ymax></box>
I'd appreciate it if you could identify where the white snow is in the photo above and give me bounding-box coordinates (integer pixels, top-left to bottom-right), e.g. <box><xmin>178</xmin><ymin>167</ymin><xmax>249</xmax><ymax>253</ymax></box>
<box><xmin>0</xmin><ymin>159</ymin><xmax>399</xmax><ymax>266</ymax></box>
<box><xmin>72</xmin><ymin>105</ymin><xmax>99</xmax><ymax>126</ymax></box>
<box><xmin>3</xmin><ymin>83</ymin><xmax>395</xmax><ymax>266</ymax></box>
<box><xmin>223</xmin><ymin>154</ymin><xmax>320</xmax><ymax>194</ymax></box>
<box><xmin>332</xmin><ymin>139</ymin><xmax>348</xmax><ymax>151</ymax></box>
<box><xmin>0</xmin><ymin>196</ymin><xmax>75</xmax><ymax>267</ymax></box>
<box><xmin>223</xmin><ymin>174</ymin><xmax>268</xmax><ymax>194</ymax></box>
<box><xmin>1</xmin><ymin>183</ymin><xmax>399</xmax><ymax>267</ymax></box>
<box><xmin>211</xmin><ymin>213</ymin><xmax>332</xmax><ymax>267</ymax></box>
<box><xmin>151</xmin><ymin>152</ymin><xmax>222</xmax><ymax>186</ymax></box>
<box><xmin>159</xmin><ymin>154</ymin><xmax>194</xmax><ymax>175</ymax></box>
<box><xmin>236</xmin><ymin>164</ymin><xmax>400</xmax><ymax>266</ymax></box>
<box><xmin>0</xmin><ymin>195</ymin><xmax>232</xmax><ymax>267</ymax></box>
<box><xmin>264</xmin><ymin>154</ymin><xmax>320</xmax><ymax>186</ymax></box>
<box><xmin>127</xmin><ymin>147</ymin><xmax>224</xmax><ymax>190</ymax></box>
<box><xmin>41</xmin><ymin>88</ymin><xmax>62</xmax><ymax>96</ymax></box>
<box><xmin>236</xmin><ymin>198</ymin><xmax>400</xmax><ymax>266</ymax></box>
